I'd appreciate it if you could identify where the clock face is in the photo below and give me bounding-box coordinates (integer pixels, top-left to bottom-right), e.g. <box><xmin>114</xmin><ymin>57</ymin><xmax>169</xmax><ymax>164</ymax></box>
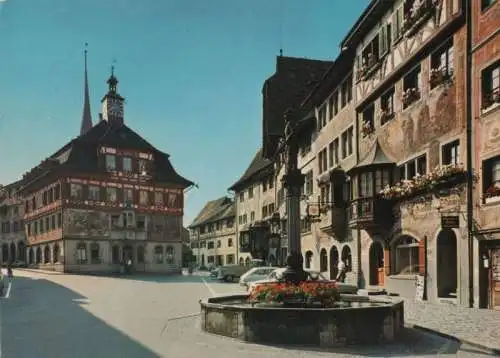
<box><xmin>109</xmin><ymin>101</ymin><xmax>123</xmax><ymax>116</ymax></box>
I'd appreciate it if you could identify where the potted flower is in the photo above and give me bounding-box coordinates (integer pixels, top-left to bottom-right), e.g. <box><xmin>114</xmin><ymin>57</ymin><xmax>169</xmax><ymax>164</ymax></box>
<box><xmin>379</xmin><ymin>108</ymin><xmax>393</xmax><ymax>124</ymax></box>
<box><xmin>485</xmin><ymin>185</ymin><xmax>500</xmax><ymax>204</ymax></box>
<box><xmin>361</xmin><ymin>120</ymin><xmax>374</xmax><ymax>137</ymax></box>
<box><xmin>402</xmin><ymin>88</ymin><xmax>420</xmax><ymax>107</ymax></box>
<box><xmin>248</xmin><ymin>281</ymin><xmax>340</xmax><ymax>308</ymax></box>
<box><xmin>379</xmin><ymin>163</ymin><xmax>473</xmax><ymax>201</ymax></box>
<box><xmin>430</xmin><ymin>68</ymin><xmax>453</xmax><ymax>88</ymax></box>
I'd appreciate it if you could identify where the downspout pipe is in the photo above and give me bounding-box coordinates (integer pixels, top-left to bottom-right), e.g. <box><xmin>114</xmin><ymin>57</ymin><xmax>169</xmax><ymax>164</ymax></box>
<box><xmin>465</xmin><ymin>0</ymin><xmax>474</xmax><ymax>309</ymax></box>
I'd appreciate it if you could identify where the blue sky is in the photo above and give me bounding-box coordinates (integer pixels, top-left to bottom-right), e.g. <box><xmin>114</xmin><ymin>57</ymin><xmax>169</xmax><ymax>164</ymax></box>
<box><xmin>0</xmin><ymin>0</ymin><xmax>368</xmax><ymax>225</ymax></box>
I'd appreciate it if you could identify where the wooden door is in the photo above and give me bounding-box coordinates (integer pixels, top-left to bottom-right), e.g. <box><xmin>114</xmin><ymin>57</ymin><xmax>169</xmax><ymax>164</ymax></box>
<box><xmin>377</xmin><ymin>268</ymin><xmax>385</xmax><ymax>286</ymax></box>
<box><xmin>490</xmin><ymin>248</ymin><xmax>500</xmax><ymax>310</ymax></box>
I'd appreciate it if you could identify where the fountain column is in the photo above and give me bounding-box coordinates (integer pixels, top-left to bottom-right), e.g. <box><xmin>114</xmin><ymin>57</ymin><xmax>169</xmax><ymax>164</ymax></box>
<box><xmin>281</xmin><ymin>110</ymin><xmax>306</xmax><ymax>284</ymax></box>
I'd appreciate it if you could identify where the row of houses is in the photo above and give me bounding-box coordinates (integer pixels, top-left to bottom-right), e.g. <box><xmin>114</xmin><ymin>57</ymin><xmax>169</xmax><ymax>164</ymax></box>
<box><xmin>189</xmin><ymin>0</ymin><xmax>499</xmax><ymax>310</ymax></box>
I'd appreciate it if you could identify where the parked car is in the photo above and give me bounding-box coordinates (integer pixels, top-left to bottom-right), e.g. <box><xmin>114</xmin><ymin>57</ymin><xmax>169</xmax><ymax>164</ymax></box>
<box><xmin>217</xmin><ymin>259</ymin><xmax>266</xmax><ymax>282</ymax></box>
<box><xmin>247</xmin><ymin>269</ymin><xmax>358</xmax><ymax>295</ymax></box>
<box><xmin>239</xmin><ymin>266</ymin><xmax>279</xmax><ymax>287</ymax></box>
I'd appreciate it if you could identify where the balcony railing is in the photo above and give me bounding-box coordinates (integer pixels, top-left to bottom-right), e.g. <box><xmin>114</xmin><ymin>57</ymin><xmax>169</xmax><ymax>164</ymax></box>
<box><xmin>318</xmin><ymin>204</ymin><xmax>346</xmax><ymax>237</ymax></box>
<box><xmin>347</xmin><ymin>196</ymin><xmax>394</xmax><ymax>229</ymax></box>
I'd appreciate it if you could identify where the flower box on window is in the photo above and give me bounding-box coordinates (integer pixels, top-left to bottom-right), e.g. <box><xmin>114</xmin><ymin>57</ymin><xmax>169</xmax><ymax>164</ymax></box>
<box><xmin>430</xmin><ymin>68</ymin><xmax>454</xmax><ymax>88</ymax></box>
<box><xmin>482</xmin><ymin>88</ymin><xmax>500</xmax><ymax>112</ymax></box>
<box><xmin>361</xmin><ymin>121</ymin><xmax>374</xmax><ymax>137</ymax></box>
<box><xmin>380</xmin><ymin>109</ymin><xmax>394</xmax><ymax>124</ymax></box>
<box><xmin>379</xmin><ymin>163</ymin><xmax>475</xmax><ymax>201</ymax></box>
<box><xmin>484</xmin><ymin>185</ymin><xmax>500</xmax><ymax>204</ymax></box>
<box><xmin>402</xmin><ymin>0</ymin><xmax>438</xmax><ymax>37</ymax></box>
<box><xmin>402</xmin><ymin>88</ymin><xmax>420</xmax><ymax>108</ymax></box>
<box><xmin>357</xmin><ymin>54</ymin><xmax>382</xmax><ymax>82</ymax></box>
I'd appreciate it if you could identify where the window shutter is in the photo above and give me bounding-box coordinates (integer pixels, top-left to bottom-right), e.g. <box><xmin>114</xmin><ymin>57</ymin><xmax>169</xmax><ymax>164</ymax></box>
<box><xmin>483</xmin><ymin>160</ymin><xmax>492</xmax><ymax>194</ymax></box>
<box><xmin>392</xmin><ymin>11</ymin><xmax>399</xmax><ymax>41</ymax></box>
<box><xmin>418</xmin><ymin>237</ymin><xmax>426</xmax><ymax>275</ymax></box>
<box><xmin>378</xmin><ymin>26</ymin><xmax>387</xmax><ymax>57</ymax></box>
<box><xmin>383</xmin><ymin>248</ymin><xmax>391</xmax><ymax>276</ymax></box>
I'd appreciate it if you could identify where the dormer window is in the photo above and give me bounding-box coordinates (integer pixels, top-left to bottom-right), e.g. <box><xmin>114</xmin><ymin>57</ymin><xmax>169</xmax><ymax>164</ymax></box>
<box><xmin>122</xmin><ymin>157</ymin><xmax>132</xmax><ymax>172</ymax></box>
<box><xmin>105</xmin><ymin>155</ymin><xmax>116</xmax><ymax>171</ymax></box>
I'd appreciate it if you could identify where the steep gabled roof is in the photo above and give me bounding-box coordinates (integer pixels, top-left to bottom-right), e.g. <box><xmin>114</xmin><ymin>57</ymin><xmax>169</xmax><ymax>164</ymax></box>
<box><xmin>228</xmin><ymin>148</ymin><xmax>273</xmax><ymax>191</ymax></box>
<box><xmin>262</xmin><ymin>56</ymin><xmax>334</xmax><ymax>159</ymax></box>
<box><xmin>189</xmin><ymin>197</ymin><xmax>235</xmax><ymax>228</ymax></box>
<box><xmin>22</xmin><ymin>121</ymin><xmax>193</xmax><ymax>191</ymax></box>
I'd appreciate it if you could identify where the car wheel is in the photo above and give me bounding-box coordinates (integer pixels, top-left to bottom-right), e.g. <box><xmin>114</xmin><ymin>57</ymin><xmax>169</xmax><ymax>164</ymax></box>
<box><xmin>225</xmin><ymin>275</ymin><xmax>234</xmax><ymax>282</ymax></box>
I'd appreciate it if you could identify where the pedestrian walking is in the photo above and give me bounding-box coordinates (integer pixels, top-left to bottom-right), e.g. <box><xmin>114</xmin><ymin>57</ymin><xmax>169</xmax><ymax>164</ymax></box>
<box><xmin>7</xmin><ymin>264</ymin><xmax>13</xmax><ymax>282</ymax></box>
<box><xmin>336</xmin><ymin>259</ymin><xmax>346</xmax><ymax>283</ymax></box>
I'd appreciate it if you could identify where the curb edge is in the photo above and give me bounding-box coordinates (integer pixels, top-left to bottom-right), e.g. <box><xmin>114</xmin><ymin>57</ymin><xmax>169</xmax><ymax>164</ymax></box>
<box><xmin>410</xmin><ymin>324</ymin><xmax>500</xmax><ymax>356</ymax></box>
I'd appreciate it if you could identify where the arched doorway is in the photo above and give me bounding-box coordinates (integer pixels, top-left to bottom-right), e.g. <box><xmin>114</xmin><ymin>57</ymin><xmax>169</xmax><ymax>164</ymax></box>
<box><xmin>36</xmin><ymin>247</ymin><xmax>42</xmax><ymax>264</ymax></box>
<box><xmin>239</xmin><ymin>257</ymin><xmax>244</xmax><ymax>266</ymax></box>
<box><xmin>28</xmin><ymin>248</ymin><xmax>34</xmax><ymax>265</ymax></box>
<box><xmin>201</xmin><ymin>254</ymin><xmax>205</xmax><ymax>266</ymax></box>
<box><xmin>329</xmin><ymin>246</ymin><xmax>339</xmax><ymax>280</ymax></box>
<box><xmin>2</xmin><ymin>243</ymin><xmax>8</xmax><ymax>263</ymax></box>
<box><xmin>369</xmin><ymin>241</ymin><xmax>385</xmax><ymax>286</ymax></box>
<box><xmin>245</xmin><ymin>257</ymin><xmax>250</xmax><ymax>266</ymax></box>
<box><xmin>10</xmin><ymin>243</ymin><xmax>16</xmax><ymax>263</ymax></box>
<box><xmin>437</xmin><ymin>229</ymin><xmax>457</xmax><ymax>298</ymax></box>
<box><xmin>53</xmin><ymin>243</ymin><xmax>60</xmax><ymax>263</ymax></box>
<box><xmin>44</xmin><ymin>245</ymin><xmax>50</xmax><ymax>263</ymax></box>
<box><xmin>320</xmin><ymin>249</ymin><xmax>328</xmax><ymax>272</ymax></box>
<box><xmin>341</xmin><ymin>245</ymin><xmax>352</xmax><ymax>272</ymax></box>
<box><xmin>305</xmin><ymin>251</ymin><xmax>313</xmax><ymax>269</ymax></box>
<box><xmin>18</xmin><ymin>242</ymin><xmax>26</xmax><ymax>262</ymax></box>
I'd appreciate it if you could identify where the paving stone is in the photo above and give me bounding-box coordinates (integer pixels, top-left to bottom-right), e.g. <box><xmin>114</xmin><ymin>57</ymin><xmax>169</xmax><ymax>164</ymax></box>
<box><xmin>403</xmin><ymin>299</ymin><xmax>500</xmax><ymax>353</ymax></box>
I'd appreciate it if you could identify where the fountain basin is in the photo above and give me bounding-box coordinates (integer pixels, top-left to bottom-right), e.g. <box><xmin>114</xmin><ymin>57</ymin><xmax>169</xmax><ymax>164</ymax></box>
<box><xmin>200</xmin><ymin>293</ymin><xmax>404</xmax><ymax>348</ymax></box>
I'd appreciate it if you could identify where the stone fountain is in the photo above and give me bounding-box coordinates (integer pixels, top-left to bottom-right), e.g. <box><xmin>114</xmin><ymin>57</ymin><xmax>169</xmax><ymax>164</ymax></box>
<box><xmin>200</xmin><ymin>109</ymin><xmax>404</xmax><ymax>348</ymax></box>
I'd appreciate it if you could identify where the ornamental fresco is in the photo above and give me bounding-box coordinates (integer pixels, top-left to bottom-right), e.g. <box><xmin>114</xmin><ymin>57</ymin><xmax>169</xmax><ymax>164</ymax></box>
<box><xmin>64</xmin><ymin>209</ymin><xmax>110</xmax><ymax>237</ymax></box>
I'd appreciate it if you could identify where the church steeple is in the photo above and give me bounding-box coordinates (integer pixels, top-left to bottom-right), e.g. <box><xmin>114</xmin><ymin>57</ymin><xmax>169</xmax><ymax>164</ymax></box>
<box><xmin>101</xmin><ymin>61</ymin><xmax>125</xmax><ymax>125</ymax></box>
<box><xmin>80</xmin><ymin>43</ymin><xmax>93</xmax><ymax>135</ymax></box>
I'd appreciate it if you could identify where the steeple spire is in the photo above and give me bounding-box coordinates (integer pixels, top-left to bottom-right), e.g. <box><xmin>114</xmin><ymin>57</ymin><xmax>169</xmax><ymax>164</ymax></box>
<box><xmin>80</xmin><ymin>42</ymin><xmax>93</xmax><ymax>136</ymax></box>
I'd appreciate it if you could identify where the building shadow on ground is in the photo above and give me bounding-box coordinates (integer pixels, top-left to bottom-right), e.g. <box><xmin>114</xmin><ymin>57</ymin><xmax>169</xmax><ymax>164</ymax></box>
<box><xmin>1</xmin><ymin>276</ymin><xmax>161</xmax><ymax>358</ymax></box>
<box><xmin>255</xmin><ymin>327</ymin><xmax>470</xmax><ymax>357</ymax></box>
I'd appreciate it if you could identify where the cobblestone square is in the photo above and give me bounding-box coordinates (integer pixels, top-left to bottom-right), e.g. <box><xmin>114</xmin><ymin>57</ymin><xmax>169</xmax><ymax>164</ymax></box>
<box><xmin>0</xmin><ymin>270</ymin><xmax>495</xmax><ymax>358</ymax></box>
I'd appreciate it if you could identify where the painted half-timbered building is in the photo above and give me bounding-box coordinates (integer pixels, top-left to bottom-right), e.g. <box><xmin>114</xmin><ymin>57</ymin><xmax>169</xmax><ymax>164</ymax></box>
<box><xmin>472</xmin><ymin>0</ymin><xmax>500</xmax><ymax>310</ymax></box>
<box><xmin>342</xmin><ymin>0</ymin><xmax>469</xmax><ymax>304</ymax></box>
<box><xmin>21</xmin><ymin>70</ymin><xmax>193</xmax><ymax>274</ymax></box>
<box><xmin>0</xmin><ymin>180</ymin><xmax>27</xmax><ymax>265</ymax></box>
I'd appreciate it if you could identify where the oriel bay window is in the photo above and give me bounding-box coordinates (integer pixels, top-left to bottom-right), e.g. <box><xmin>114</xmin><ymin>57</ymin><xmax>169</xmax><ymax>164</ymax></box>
<box><xmin>348</xmin><ymin>141</ymin><xmax>395</xmax><ymax>228</ymax></box>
